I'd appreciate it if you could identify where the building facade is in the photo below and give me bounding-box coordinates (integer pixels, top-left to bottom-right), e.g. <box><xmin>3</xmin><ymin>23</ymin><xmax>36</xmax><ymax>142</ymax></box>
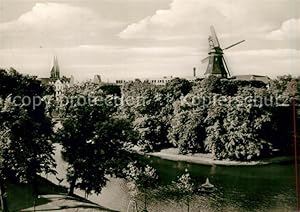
<box><xmin>39</xmin><ymin>56</ymin><xmax>74</xmax><ymax>96</ymax></box>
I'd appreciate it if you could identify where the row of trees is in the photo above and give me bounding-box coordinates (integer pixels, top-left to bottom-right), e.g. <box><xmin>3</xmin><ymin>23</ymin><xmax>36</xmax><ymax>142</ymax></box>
<box><xmin>121</xmin><ymin>75</ymin><xmax>298</xmax><ymax>160</ymax></box>
<box><xmin>121</xmin><ymin>78</ymin><xmax>192</xmax><ymax>152</ymax></box>
<box><xmin>0</xmin><ymin>69</ymin><xmax>152</xmax><ymax>211</ymax></box>
<box><xmin>54</xmin><ymin>79</ymin><xmax>206</xmax><ymax>210</ymax></box>
<box><xmin>0</xmin><ymin>67</ymin><xmax>298</xmax><ymax>211</ymax></box>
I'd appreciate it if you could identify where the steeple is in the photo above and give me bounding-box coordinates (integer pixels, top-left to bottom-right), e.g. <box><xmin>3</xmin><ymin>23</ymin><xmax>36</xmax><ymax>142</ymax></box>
<box><xmin>50</xmin><ymin>56</ymin><xmax>60</xmax><ymax>79</ymax></box>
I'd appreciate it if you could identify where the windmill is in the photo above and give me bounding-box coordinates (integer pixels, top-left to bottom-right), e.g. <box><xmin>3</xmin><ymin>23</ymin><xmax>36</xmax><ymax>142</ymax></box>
<box><xmin>202</xmin><ymin>26</ymin><xmax>245</xmax><ymax>78</ymax></box>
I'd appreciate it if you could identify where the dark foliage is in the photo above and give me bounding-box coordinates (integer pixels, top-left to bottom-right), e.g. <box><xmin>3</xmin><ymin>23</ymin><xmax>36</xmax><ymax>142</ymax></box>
<box><xmin>57</xmin><ymin>82</ymin><xmax>137</xmax><ymax>195</ymax></box>
<box><xmin>0</xmin><ymin>68</ymin><xmax>55</xmax><ymax>183</ymax></box>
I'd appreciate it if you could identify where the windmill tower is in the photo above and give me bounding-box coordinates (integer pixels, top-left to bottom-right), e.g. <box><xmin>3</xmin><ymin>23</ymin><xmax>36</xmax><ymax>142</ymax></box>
<box><xmin>202</xmin><ymin>26</ymin><xmax>245</xmax><ymax>78</ymax></box>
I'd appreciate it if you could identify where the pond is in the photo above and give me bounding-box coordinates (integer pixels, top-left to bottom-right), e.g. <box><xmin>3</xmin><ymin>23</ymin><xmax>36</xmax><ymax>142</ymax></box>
<box><xmin>90</xmin><ymin>156</ymin><xmax>297</xmax><ymax>212</ymax></box>
<box><xmin>50</xmin><ymin>144</ymin><xmax>297</xmax><ymax>211</ymax></box>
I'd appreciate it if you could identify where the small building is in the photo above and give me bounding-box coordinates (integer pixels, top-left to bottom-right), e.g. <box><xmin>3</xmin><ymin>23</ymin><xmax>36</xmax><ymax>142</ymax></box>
<box><xmin>231</xmin><ymin>75</ymin><xmax>271</xmax><ymax>84</ymax></box>
<box><xmin>115</xmin><ymin>76</ymin><xmax>175</xmax><ymax>86</ymax></box>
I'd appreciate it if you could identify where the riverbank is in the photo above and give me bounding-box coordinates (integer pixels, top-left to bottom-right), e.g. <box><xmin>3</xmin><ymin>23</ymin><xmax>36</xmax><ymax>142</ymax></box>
<box><xmin>6</xmin><ymin>176</ymin><xmax>115</xmax><ymax>212</ymax></box>
<box><xmin>21</xmin><ymin>194</ymin><xmax>115</xmax><ymax>212</ymax></box>
<box><xmin>44</xmin><ymin>143</ymin><xmax>126</xmax><ymax>211</ymax></box>
<box><xmin>136</xmin><ymin>148</ymin><xmax>293</xmax><ymax>166</ymax></box>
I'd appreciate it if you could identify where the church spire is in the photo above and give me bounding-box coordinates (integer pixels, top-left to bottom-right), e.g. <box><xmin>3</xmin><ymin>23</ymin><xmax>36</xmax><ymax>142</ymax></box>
<box><xmin>50</xmin><ymin>56</ymin><xmax>60</xmax><ymax>79</ymax></box>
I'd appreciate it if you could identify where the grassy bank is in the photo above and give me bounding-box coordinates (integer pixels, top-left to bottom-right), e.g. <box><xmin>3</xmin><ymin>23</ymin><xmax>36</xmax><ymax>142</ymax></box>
<box><xmin>5</xmin><ymin>176</ymin><xmax>116</xmax><ymax>211</ymax></box>
<box><xmin>138</xmin><ymin>148</ymin><xmax>294</xmax><ymax>166</ymax></box>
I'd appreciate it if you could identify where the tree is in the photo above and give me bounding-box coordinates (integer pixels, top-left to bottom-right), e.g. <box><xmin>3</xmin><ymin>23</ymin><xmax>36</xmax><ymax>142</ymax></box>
<box><xmin>133</xmin><ymin>115</ymin><xmax>168</xmax><ymax>152</ymax></box>
<box><xmin>0</xmin><ymin>127</ymin><xmax>9</xmax><ymax>212</ymax></box>
<box><xmin>168</xmin><ymin>98</ymin><xmax>207</xmax><ymax>154</ymax></box>
<box><xmin>0</xmin><ymin>69</ymin><xmax>56</xmax><ymax>212</ymax></box>
<box><xmin>267</xmin><ymin>76</ymin><xmax>299</xmax><ymax>152</ymax></box>
<box><xmin>57</xmin><ymin>82</ymin><xmax>136</xmax><ymax>196</ymax></box>
<box><xmin>157</xmin><ymin>170</ymin><xmax>195</xmax><ymax>212</ymax></box>
<box><xmin>172</xmin><ymin>171</ymin><xmax>194</xmax><ymax>212</ymax></box>
<box><xmin>269</xmin><ymin>75</ymin><xmax>300</xmax><ymax>106</ymax></box>
<box><xmin>121</xmin><ymin>81</ymin><xmax>169</xmax><ymax>151</ymax></box>
<box><xmin>197</xmin><ymin>75</ymin><xmax>222</xmax><ymax>94</ymax></box>
<box><xmin>0</xmin><ymin>69</ymin><xmax>56</xmax><ymax>184</ymax></box>
<box><xmin>167</xmin><ymin>81</ymin><xmax>212</xmax><ymax>154</ymax></box>
<box><xmin>204</xmin><ymin>87</ymin><xmax>273</xmax><ymax>160</ymax></box>
<box><xmin>163</xmin><ymin>78</ymin><xmax>192</xmax><ymax>99</ymax></box>
<box><xmin>121</xmin><ymin>79</ymin><xmax>192</xmax><ymax>152</ymax></box>
<box><xmin>99</xmin><ymin>83</ymin><xmax>121</xmax><ymax>97</ymax></box>
<box><xmin>123</xmin><ymin>162</ymin><xmax>158</xmax><ymax>211</ymax></box>
<box><xmin>0</xmin><ymin>68</ymin><xmax>49</xmax><ymax>99</ymax></box>
<box><xmin>0</xmin><ymin>97</ymin><xmax>55</xmax><ymax>186</ymax></box>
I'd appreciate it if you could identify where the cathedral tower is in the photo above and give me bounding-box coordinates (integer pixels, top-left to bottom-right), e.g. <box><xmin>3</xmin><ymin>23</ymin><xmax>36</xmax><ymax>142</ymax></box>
<box><xmin>50</xmin><ymin>56</ymin><xmax>60</xmax><ymax>79</ymax></box>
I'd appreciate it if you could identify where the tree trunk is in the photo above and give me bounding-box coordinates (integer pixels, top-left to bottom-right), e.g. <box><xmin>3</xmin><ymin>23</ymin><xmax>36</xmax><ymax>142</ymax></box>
<box><xmin>68</xmin><ymin>173</ymin><xmax>77</xmax><ymax>196</ymax></box>
<box><xmin>143</xmin><ymin>194</ymin><xmax>147</xmax><ymax>212</ymax></box>
<box><xmin>135</xmin><ymin>201</ymin><xmax>138</xmax><ymax>212</ymax></box>
<box><xmin>32</xmin><ymin>174</ymin><xmax>38</xmax><ymax>196</ymax></box>
<box><xmin>32</xmin><ymin>173</ymin><xmax>39</xmax><ymax>212</ymax></box>
<box><xmin>0</xmin><ymin>180</ymin><xmax>8</xmax><ymax>212</ymax></box>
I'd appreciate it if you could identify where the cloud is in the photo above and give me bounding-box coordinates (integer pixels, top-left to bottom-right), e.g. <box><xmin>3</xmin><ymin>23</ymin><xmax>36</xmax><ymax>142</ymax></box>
<box><xmin>1</xmin><ymin>1</ymin><xmax>299</xmax><ymax>79</ymax></box>
<box><xmin>0</xmin><ymin>3</ymin><xmax>121</xmax><ymax>48</ymax></box>
<box><xmin>226</xmin><ymin>49</ymin><xmax>300</xmax><ymax>77</ymax></box>
<box><xmin>0</xmin><ymin>45</ymin><xmax>199</xmax><ymax>79</ymax></box>
<box><xmin>119</xmin><ymin>0</ymin><xmax>299</xmax><ymax>41</ymax></box>
<box><xmin>1</xmin><ymin>46</ymin><xmax>299</xmax><ymax>81</ymax></box>
<box><xmin>266</xmin><ymin>18</ymin><xmax>300</xmax><ymax>40</ymax></box>
<box><xmin>119</xmin><ymin>0</ymin><xmax>227</xmax><ymax>39</ymax></box>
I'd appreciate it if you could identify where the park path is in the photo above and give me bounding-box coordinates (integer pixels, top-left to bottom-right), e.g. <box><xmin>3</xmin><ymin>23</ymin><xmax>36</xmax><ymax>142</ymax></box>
<box><xmin>21</xmin><ymin>194</ymin><xmax>116</xmax><ymax>211</ymax></box>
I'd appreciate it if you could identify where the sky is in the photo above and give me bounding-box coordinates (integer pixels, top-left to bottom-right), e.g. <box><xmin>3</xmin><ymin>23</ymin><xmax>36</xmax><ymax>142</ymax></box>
<box><xmin>0</xmin><ymin>0</ymin><xmax>299</xmax><ymax>81</ymax></box>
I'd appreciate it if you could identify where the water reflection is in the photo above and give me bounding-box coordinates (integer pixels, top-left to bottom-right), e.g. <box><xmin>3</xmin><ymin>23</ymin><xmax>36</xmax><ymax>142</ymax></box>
<box><xmin>91</xmin><ymin>156</ymin><xmax>296</xmax><ymax>211</ymax></box>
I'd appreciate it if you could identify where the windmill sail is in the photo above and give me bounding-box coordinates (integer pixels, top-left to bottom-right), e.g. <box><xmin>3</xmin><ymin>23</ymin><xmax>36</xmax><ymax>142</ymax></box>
<box><xmin>223</xmin><ymin>40</ymin><xmax>245</xmax><ymax>50</ymax></box>
<box><xmin>210</xmin><ymin>26</ymin><xmax>220</xmax><ymax>47</ymax></box>
<box><xmin>201</xmin><ymin>26</ymin><xmax>245</xmax><ymax>78</ymax></box>
<box><xmin>222</xmin><ymin>57</ymin><xmax>231</xmax><ymax>77</ymax></box>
